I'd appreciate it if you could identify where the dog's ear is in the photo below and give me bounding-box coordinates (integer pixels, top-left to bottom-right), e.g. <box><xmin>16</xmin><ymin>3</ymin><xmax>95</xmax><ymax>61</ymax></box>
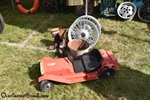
<box><xmin>51</xmin><ymin>27</ymin><xmax>60</xmax><ymax>32</ymax></box>
<box><xmin>58</xmin><ymin>29</ymin><xmax>66</xmax><ymax>37</ymax></box>
<box><xmin>51</xmin><ymin>27</ymin><xmax>61</xmax><ymax>37</ymax></box>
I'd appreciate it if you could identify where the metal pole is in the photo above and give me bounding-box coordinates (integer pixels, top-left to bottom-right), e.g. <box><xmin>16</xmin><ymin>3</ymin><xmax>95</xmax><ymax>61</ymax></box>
<box><xmin>85</xmin><ymin>0</ymin><xmax>88</xmax><ymax>15</ymax></box>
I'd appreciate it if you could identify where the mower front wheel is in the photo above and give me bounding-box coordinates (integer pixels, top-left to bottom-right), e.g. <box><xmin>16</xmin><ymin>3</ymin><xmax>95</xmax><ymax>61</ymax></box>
<box><xmin>40</xmin><ymin>80</ymin><xmax>55</xmax><ymax>92</ymax></box>
<box><xmin>99</xmin><ymin>67</ymin><xmax>115</xmax><ymax>78</ymax></box>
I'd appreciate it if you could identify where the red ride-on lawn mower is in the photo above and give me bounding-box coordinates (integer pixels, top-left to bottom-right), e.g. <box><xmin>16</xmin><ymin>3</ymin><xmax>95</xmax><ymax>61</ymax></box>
<box><xmin>38</xmin><ymin>49</ymin><xmax>119</xmax><ymax>92</ymax></box>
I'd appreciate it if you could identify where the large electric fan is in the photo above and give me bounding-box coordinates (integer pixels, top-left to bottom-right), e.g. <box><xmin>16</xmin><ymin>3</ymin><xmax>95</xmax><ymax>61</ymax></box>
<box><xmin>68</xmin><ymin>0</ymin><xmax>101</xmax><ymax>49</ymax></box>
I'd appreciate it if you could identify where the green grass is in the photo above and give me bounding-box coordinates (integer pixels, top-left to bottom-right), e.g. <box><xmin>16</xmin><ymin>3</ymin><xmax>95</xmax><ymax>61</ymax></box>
<box><xmin>0</xmin><ymin>1</ymin><xmax>150</xmax><ymax>100</ymax></box>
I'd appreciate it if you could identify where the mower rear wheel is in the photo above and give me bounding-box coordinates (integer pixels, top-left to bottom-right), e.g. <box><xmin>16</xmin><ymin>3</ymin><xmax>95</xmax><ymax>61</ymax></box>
<box><xmin>40</xmin><ymin>80</ymin><xmax>54</xmax><ymax>92</ymax></box>
<box><xmin>99</xmin><ymin>67</ymin><xmax>115</xmax><ymax>78</ymax></box>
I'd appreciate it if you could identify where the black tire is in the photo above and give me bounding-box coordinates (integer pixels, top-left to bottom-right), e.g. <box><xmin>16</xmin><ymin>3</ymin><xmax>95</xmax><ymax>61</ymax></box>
<box><xmin>39</xmin><ymin>0</ymin><xmax>58</xmax><ymax>14</ymax></box>
<box><xmin>137</xmin><ymin>0</ymin><xmax>150</xmax><ymax>23</ymax></box>
<box><xmin>60</xmin><ymin>0</ymin><xmax>73</xmax><ymax>14</ymax></box>
<box><xmin>40</xmin><ymin>80</ymin><xmax>55</xmax><ymax>92</ymax></box>
<box><xmin>0</xmin><ymin>13</ymin><xmax>4</xmax><ymax>33</ymax></box>
<box><xmin>99</xmin><ymin>67</ymin><xmax>115</xmax><ymax>78</ymax></box>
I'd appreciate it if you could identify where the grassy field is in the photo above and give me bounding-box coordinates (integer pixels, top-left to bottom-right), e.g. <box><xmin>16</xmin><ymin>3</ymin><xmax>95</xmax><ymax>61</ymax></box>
<box><xmin>0</xmin><ymin>1</ymin><xmax>150</xmax><ymax>100</ymax></box>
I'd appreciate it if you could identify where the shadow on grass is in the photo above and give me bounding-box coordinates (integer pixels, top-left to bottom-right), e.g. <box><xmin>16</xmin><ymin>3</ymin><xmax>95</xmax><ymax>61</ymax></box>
<box><xmin>28</xmin><ymin>62</ymin><xmax>66</xmax><ymax>92</ymax></box>
<box><xmin>148</xmin><ymin>24</ymin><xmax>150</xmax><ymax>30</ymax></box>
<box><xmin>1</xmin><ymin>2</ymin><xmax>149</xmax><ymax>34</ymax></box>
<box><xmin>28</xmin><ymin>61</ymin><xmax>150</xmax><ymax>99</ymax></box>
<box><xmin>40</xmin><ymin>39</ymin><xmax>54</xmax><ymax>47</ymax></box>
<box><xmin>101</xmin><ymin>28</ymin><xmax>117</xmax><ymax>35</ymax></box>
<box><xmin>121</xmin><ymin>33</ymin><xmax>150</xmax><ymax>44</ymax></box>
<box><xmin>28</xmin><ymin>62</ymin><xmax>41</xmax><ymax>91</ymax></box>
<box><xmin>82</xmin><ymin>64</ymin><xmax>150</xmax><ymax>100</ymax></box>
<box><xmin>0</xmin><ymin>3</ymin><xmax>77</xmax><ymax>33</ymax></box>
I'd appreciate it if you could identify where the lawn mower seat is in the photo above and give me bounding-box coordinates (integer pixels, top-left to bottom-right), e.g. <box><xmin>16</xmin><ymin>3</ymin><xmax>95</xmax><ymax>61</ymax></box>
<box><xmin>73</xmin><ymin>60</ymin><xmax>85</xmax><ymax>73</ymax></box>
<box><xmin>68</xmin><ymin>52</ymin><xmax>85</xmax><ymax>73</ymax></box>
<box><xmin>82</xmin><ymin>49</ymin><xmax>103</xmax><ymax>72</ymax></box>
<box><xmin>70</xmin><ymin>49</ymin><xmax>103</xmax><ymax>73</ymax></box>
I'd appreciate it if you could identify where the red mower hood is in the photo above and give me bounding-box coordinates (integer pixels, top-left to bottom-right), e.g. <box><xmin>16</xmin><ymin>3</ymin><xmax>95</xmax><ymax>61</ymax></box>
<box><xmin>40</xmin><ymin>57</ymin><xmax>72</xmax><ymax>75</ymax></box>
